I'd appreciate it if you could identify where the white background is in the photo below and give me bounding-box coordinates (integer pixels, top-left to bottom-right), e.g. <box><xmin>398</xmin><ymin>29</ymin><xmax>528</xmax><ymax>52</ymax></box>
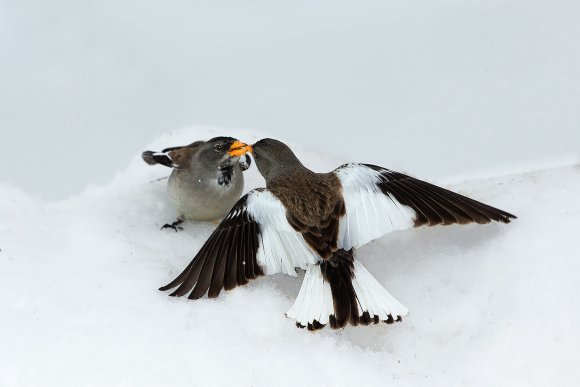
<box><xmin>1</xmin><ymin>0</ymin><xmax>579</xmax><ymax>199</ymax></box>
<box><xmin>2</xmin><ymin>3</ymin><xmax>580</xmax><ymax>384</ymax></box>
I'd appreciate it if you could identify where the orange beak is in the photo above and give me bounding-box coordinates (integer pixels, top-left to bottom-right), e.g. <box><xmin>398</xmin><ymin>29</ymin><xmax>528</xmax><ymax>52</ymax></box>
<box><xmin>228</xmin><ymin>141</ymin><xmax>253</xmax><ymax>157</ymax></box>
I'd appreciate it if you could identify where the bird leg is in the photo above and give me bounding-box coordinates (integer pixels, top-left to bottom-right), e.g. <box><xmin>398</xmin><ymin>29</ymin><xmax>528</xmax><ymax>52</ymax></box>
<box><xmin>161</xmin><ymin>219</ymin><xmax>184</xmax><ymax>232</ymax></box>
<box><xmin>149</xmin><ymin>175</ymin><xmax>169</xmax><ymax>184</ymax></box>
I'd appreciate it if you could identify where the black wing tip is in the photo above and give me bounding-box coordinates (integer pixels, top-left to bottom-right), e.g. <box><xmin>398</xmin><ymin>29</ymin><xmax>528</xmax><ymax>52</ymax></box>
<box><xmin>158</xmin><ymin>193</ymin><xmax>262</xmax><ymax>303</ymax></box>
<box><xmin>170</xmin><ymin>289</ymin><xmax>187</xmax><ymax>297</ymax></box>
<box><xmin>162</xmin><ymin>285</ymin><xmax>229</xmax><ymax>299</ymax></box>
<box><xmin>505</xmin><ymin>212</ymin><xmax>518</xmax><ymax>221</ymax></box>
<box><xmin>158</xmin><ymin>284</ymin><xmax>175</xmax><ymax>292</ymax></box>
<box><xmin>160</xmin><ymin>281</ymin><xmax>191</xmax><ymax>296</ymax></box>
<box><xmin>486</xmin><ymin>209</ymin><xmax>517</xmax><ymax>224</ymax></box>
<box><xmin>420</xmin><ymin>209</ymin><xmax>517</xmax><ymax>226</ymax></box>
<box><xmin>472</xmin><ymin>210</ymin><xmax>517</xmax><ymax>225</ymax></box>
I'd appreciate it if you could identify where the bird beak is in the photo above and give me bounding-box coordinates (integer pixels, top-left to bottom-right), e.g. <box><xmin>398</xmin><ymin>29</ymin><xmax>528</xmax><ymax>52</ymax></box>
<box><xmin>228</xmin><ymin>141</ymin><xmax>253</xmax><ymax>157</ymax></box>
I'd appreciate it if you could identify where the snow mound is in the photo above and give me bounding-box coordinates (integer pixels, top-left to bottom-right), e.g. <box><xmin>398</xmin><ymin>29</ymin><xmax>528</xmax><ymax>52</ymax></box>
<box><xmin>1</xmin><ymin>127</ymin><xmax>578</xmax><ymax>386</ymax></box>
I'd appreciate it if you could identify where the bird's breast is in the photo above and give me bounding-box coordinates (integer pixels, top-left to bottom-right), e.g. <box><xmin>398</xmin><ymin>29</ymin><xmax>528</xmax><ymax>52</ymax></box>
<box><xmin>167</xmin><ymin>168</ymin><xmax>244</xmax><ymax>221</ymax></box>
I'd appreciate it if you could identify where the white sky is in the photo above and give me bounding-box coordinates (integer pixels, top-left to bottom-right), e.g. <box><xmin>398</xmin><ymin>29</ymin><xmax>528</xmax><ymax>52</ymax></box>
<box><xmin>1</xmin><ymin>0</ymin><xmax>579</xmax><ymax>199</ymax></box>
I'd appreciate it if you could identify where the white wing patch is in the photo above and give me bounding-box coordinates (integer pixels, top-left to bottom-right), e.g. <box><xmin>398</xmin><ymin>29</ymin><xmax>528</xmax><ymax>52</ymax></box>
<box><xmin>246</xmin><ymin>190</ymin><xmax>320</xmax><ymax>276</ymax></box>
<box><xmin>336</xmin><ymin>163</ymin><xmax>416</xmax><ymax>250</ymax></box>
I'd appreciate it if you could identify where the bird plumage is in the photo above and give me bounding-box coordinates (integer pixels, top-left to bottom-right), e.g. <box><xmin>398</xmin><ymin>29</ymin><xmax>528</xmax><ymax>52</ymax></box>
<box><xmin>160</xmin><ymin>138</ymin><xmax>516</xmax><ymax>330</ymax></box>
<box><xmin>142</xmin><ymin>137</ymin><xmax>251</xmax><ymax>224</ymax></box>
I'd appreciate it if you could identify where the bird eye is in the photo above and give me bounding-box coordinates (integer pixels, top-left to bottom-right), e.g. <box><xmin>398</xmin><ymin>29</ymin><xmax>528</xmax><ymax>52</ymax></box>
<box><xmin>214</xmin><ymin>144</ymin><xmax>224</xmax><ymax>152</ymax></box>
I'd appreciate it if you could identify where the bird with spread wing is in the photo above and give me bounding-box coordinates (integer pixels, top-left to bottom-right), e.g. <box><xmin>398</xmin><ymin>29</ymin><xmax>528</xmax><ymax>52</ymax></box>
<box><xmin>160</xmin><ymin>138</ymin><xmax>516</xmax><ymax>330</ymax></box>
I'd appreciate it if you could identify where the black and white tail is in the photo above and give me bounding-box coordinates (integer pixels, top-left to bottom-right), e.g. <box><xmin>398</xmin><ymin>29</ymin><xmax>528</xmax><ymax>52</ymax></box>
<box><xmin>142</xmin><ymin>150</ymin><xmax>178</xmax><ymax>168</ymax></box>
<box><xmin>286</xmin><ymin>249</ymin><xmax>408</xmax><ymax>331</ymax></box>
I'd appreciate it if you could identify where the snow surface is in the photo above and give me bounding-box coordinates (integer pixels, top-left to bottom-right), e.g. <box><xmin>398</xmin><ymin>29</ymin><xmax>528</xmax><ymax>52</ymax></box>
<box><xmin>1</xmin><ymin>127</ymin><xmax>579</xmax><ymax>386</ymax></box>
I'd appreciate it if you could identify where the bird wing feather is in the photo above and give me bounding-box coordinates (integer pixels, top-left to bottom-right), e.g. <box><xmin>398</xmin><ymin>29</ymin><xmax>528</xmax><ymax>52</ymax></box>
<box><xmin>142</xmin><ymin>141</ymin><xmax>205</xmax><ymax>169</ymax></box>
<box><xmin>335</xmin><ymin>163</ymin><xmax>516</xmax><ymax>250</ymax></box>
<box><xmin>159</xmin><ymin>189</ymin><xmax>320</xmax><ymax>299</ymax></box>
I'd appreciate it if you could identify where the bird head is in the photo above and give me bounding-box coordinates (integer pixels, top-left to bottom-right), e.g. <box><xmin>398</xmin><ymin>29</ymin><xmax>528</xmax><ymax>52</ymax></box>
<box><xmin>232</xmin><ymin>138</ymin><xmax>303</xmax><ymax>183</ymax></box>
<box><xmin>198</xmin><ymin>137</ymin><xmax>252</xmax><ymax>170</ymax></box>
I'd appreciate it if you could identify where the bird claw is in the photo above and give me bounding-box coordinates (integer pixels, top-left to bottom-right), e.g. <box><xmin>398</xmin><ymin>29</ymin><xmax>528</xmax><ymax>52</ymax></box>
<box><xmin>161</xmin><ymin>220</ymin><xmax>184</xmax><ymax>232</ymax></box>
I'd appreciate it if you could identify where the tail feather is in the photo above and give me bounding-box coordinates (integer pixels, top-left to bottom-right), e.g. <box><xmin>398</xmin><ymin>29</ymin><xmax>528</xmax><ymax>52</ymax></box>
<box><xmin>286</xmin><ymin>264</ymin><xmax>334</xmax><ymax>330</ymax></box>
<box><xmin>351</xmin><ymin>260</ymin><xmax>408</xmax><ymax>322</ymax></box>
<box><xmin>142</xmin><ymin>150</ymin><xmax>158</xmax><ymax>165</ymax></box>
<box><xmin>142</xmin><ymin>150</ymin><xmax>178</xmax><ymax>168</ymax></box>
<box><xmin>286</xmin><ymin>249</ymin><xmax>407</xmax><ymax>331</ymax></box>
<box><xmin>320</xmin><ymin>250</ymin><xmax>360</xmax><ymax>328</ymax></box>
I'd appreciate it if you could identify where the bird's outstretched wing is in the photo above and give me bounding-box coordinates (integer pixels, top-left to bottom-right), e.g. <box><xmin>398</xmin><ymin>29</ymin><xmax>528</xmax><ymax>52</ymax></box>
<box><xmin>159</xmin><ymin>189</ymin><xmax>319</xmax><ymax>299</ymax></box>
<box><xmin>335</xmin><ymin>163</ymin><xmax>516</xmax><ymax>250</ymax></box>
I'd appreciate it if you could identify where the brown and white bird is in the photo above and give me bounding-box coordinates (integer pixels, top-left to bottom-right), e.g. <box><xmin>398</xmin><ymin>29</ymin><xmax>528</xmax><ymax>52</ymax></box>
<box><xmin>160</xmin><ymin>138</ymin><xmax>516</xmax><ymax>330</ymax></box>
<box><xmin>142</xmin><ymin>137</ymin><xmax>251</xmax><ymax>230</ymax></box>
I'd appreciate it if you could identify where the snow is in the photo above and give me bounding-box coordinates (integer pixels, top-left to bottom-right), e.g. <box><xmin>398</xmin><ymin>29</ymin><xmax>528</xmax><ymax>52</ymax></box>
<box><xmin>1</xmin><ymin>127</ymin><xmax>579</xmax><ymax>386</ymax></box>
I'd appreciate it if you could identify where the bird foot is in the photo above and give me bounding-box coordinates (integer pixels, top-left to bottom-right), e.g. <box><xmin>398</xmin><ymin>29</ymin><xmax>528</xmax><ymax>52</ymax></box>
<box><xmin>161</xmin><ymin>219</ymin><xmax>184</xmax><ymax>232</ymax></box>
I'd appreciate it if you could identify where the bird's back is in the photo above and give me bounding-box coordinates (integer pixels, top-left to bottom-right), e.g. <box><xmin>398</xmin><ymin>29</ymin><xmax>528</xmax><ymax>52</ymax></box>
<box><xmin>164</xmin><ymin>141</ymin><xmax>204</xmax><ymax>169</ymax></box>
<box><xmin>267</xmin><ymin>170</ymin><xmax>345</xmax><ymax>259</ymax></box>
